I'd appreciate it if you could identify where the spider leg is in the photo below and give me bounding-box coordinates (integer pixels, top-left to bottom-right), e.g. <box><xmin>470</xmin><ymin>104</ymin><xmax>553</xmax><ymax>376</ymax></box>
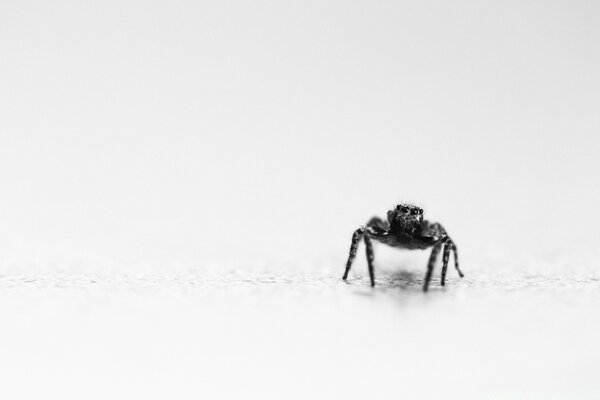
<box><xmin>450</xmin><ymin>241</ymin><xmax>465</xmax><ymax>278</ymax></box>
<box><xmin>343</xmin><ymin>226</ymin><xmax>365</xmax><ymax>281</ymax></box>
<box><xmin>363</xmin><ymin>234</ymin><xmax>376</xmax><ymax>287</ymax></box>
<box><xmin>367</xmin><ymin>216</ymin><xmax>389</xmax><ymax>230</ymax></box>
<box><xmin>425</xmin><ymin>220</ymin><xmax>465</xmax><ymax>282</ymax></box>
<box><xmin>440</xmin><ymin>239</ymin><xmax>452</xmax><ymax>286</ymax></box>
<box><xmin>423</xmin><ymin>243</ymin><xmax>442</xmax><ymax>292</ymax></box>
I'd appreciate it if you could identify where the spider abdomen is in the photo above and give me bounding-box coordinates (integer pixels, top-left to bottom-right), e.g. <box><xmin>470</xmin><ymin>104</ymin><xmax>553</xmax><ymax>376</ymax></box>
<box><xmin>373</xmin><ymin>234</ymin><xmax>435</xmax><ymax>250</ymax></box>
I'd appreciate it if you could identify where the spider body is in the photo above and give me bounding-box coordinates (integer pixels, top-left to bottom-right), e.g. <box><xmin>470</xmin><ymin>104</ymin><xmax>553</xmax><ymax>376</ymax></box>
<box><xmin>343</xmin><ymin>204</ymin><xmax>464</xmax><ymax>291</ymax></box>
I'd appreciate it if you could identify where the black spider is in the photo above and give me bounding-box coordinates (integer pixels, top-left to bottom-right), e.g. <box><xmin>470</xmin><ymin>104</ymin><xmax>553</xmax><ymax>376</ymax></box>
<box><xmin>343</xmin><ymin>204</ymin><xmax>464</xmax><ymax>291</ymax></box>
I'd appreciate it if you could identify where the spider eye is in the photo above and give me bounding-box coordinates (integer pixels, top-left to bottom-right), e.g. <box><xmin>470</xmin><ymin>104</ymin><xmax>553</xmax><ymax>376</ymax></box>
<box><xmin>410</xmin><ymin>209</ymin><xmax>418</xmax><ymax>215</ymax></box>
<box><xmin>400</xmin><ymin>207</ymin><xmax>408</xmax><ymax>213</ymax></box>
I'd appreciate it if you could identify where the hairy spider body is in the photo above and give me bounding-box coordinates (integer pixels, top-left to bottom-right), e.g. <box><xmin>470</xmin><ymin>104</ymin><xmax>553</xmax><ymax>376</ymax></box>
<box><xmin>343</xmin><ymin>204</ymin><xmax>464</xmax><ymax>291</ymax></box>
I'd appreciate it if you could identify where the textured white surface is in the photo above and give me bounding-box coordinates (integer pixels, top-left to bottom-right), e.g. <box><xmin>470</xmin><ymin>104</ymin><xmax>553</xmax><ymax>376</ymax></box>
<box><xmin>2</xmin><ymin>248</ymin><xmax>600</xmax><ymax>400</ymax></box>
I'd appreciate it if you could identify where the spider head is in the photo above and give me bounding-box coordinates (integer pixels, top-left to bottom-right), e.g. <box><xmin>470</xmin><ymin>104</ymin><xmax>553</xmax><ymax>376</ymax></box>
<box><xmin>387</xmin><ymin>204</ymin><xmax>424</xmax><ymax>232</ymax></box>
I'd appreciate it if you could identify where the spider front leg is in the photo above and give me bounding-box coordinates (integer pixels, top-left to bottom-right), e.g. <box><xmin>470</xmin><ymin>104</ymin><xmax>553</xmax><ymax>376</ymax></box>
<box><xmin>363</xmin><ymin>234</ymin><xmax>375</xmax><ymax>287</ymax></box>
<box><xmin>440</xmin><ymin>239</ymin><xmax>452</xmax><ymax>286</ymax></box>
<box><xmin>423</xmin><ymin>243</ymin><xmax>442</xmax><ymax>292</ymax></box>
<box><xmin>441</xmin><ymin>240</ymin><xmax>464</xmax><ymax>285</ymax></box>
<box><xmin>343</xmin><ymin>226</ymin><xmax>365</xmax><ymax>281</ymax></box>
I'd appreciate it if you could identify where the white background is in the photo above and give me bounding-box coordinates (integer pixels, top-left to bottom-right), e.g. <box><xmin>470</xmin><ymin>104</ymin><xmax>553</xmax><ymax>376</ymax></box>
<box><xmin>1</xmin><ymin>0</ymin><xmax>599</xmax><ymax>398</ymax></box>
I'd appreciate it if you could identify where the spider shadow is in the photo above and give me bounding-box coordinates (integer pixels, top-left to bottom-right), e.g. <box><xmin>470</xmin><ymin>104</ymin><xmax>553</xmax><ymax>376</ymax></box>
<box><xmin>377</xmin><ymin>269</ymin><xmax>424</xmax><ymax>290</ymax></box>
<box><xmin>347</xmin><ymin>261</ymin><xmax>447</xmax><ymax>299</ymax></box>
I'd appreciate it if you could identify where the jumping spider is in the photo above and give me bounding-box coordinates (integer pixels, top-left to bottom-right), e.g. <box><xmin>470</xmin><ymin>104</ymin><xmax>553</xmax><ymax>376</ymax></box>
<box><xmin>343</xmin><ymin>204</ymin><xmax>464</xmax><ymax>291</ymax></box>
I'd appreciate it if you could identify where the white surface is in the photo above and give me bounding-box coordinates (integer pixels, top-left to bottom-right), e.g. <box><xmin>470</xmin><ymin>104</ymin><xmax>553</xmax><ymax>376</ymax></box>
<box><xmin>2</xmin><ymin>249</ymin><xmax>600</xmax><ymax>399</ymax></box>
<box><xmin>1</xmin><ymin>0</ymin><xmax>600</xmax><ymax>398</ymax></box>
